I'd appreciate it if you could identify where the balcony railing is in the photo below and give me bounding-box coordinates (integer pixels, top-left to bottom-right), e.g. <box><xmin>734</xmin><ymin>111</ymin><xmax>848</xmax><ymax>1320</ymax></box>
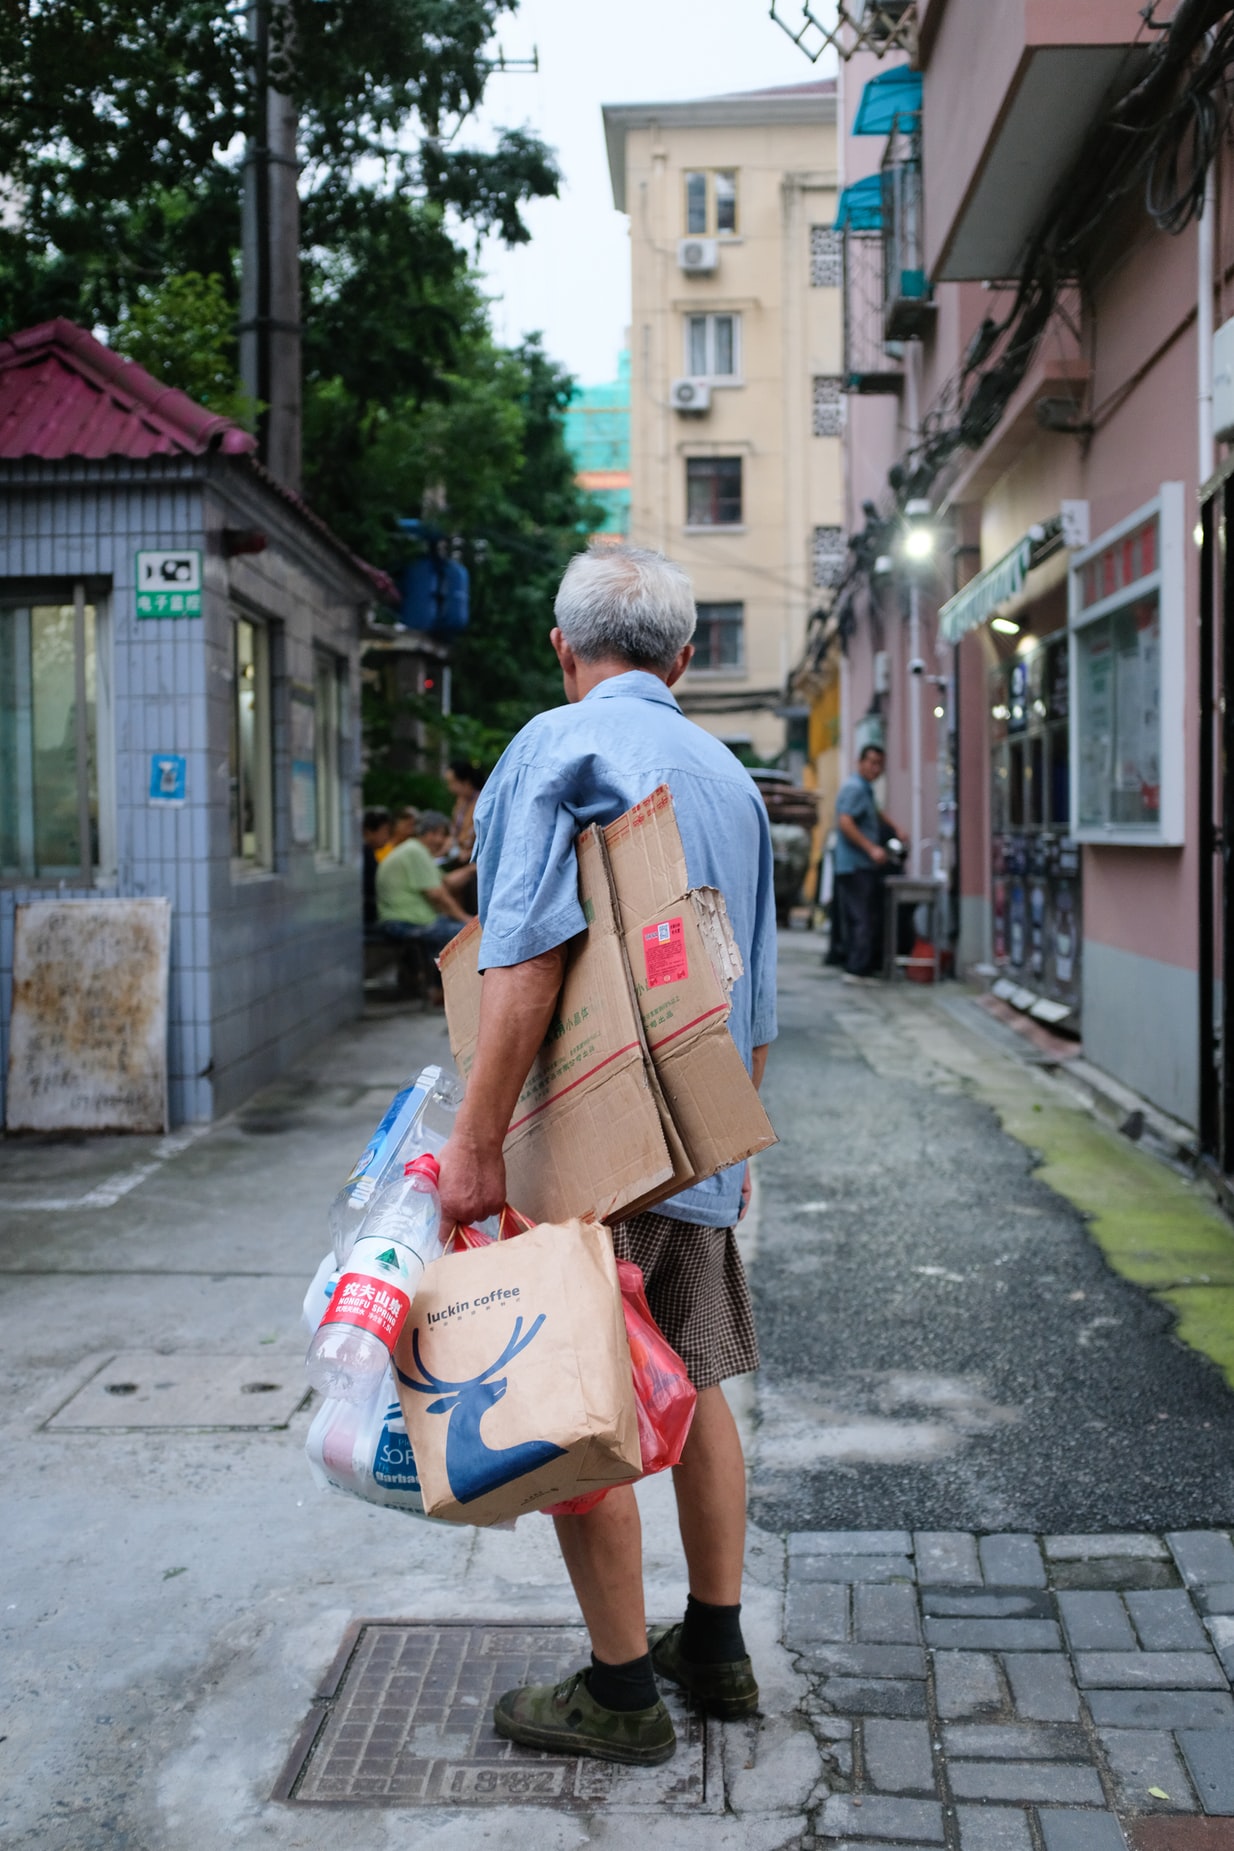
<box><xmin>881</xmin><ymin>112</ymin><xmax>935</xmax><ymax>341</ymax></box>
<box><xmin>843</xmin><ymin>228</ymin><xmax>904</xmax><ymax>393</ymax></box>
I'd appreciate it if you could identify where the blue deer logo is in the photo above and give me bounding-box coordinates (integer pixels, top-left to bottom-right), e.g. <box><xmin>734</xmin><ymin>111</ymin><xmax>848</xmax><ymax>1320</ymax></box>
<box><xmin>398</xmin><ymin>1315</ymin><xmax>566</xmax><ymax>1504</ymax></box>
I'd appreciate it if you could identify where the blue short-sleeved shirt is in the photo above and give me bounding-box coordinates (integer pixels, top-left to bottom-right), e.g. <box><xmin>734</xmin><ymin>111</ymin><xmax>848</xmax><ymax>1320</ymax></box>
<box><xmin>833</xmin><ymin>773</ymin><xmax>882</xmax><ymax>874</ymax></box>
<box><xmin>473</xmin><ymin>670</ymin><xmax>778</xmax><ymax>1228</ymax></box>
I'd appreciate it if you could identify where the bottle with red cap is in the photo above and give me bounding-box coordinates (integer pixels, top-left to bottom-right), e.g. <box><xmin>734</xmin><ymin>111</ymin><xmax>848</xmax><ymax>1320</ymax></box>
<box><xmin>305</xmin><ymin>1153</ymin><xmax>446</xmax><ymax>1404</ymax></box>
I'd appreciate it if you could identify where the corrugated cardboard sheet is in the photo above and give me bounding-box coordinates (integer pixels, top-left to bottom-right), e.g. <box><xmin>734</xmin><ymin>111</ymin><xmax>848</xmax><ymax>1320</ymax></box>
<box><xmin>441</xmin><ymin>785</ymin><xmax>775</xmax><ymax>1226</ymax></box>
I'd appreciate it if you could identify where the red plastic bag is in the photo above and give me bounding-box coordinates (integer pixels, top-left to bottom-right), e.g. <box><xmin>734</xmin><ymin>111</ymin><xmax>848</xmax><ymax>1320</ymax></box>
<box><xmin>543</xmin><ymin>1259</ymin><xmax>697</xmax><ymax>1517</ymax></box>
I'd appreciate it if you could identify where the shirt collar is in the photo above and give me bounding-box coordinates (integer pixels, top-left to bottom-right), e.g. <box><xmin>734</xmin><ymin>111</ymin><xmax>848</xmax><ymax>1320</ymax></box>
<box><xmin>582</xmin><ymin>669</ymin><xmax>681</xmax><ymax>708</ymax></box>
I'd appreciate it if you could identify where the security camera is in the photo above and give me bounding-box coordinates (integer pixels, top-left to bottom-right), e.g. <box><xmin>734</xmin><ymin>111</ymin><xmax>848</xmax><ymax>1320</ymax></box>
<box><xmin>909</xmin><ymin>657</ymin><xmax>927</xmax><ymax>677</ymax></box>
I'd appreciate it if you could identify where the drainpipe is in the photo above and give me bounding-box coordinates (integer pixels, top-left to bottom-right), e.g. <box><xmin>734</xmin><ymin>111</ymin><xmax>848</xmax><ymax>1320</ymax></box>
<box><xmin>905</xmin><ymin>344</ymin><xmax>924</xmax><ymax>877</ymax></box>
<box><xmin>1199</xmin><ymin>160</ymin><xmax>1216</xmax><ymax>487</ymax></box>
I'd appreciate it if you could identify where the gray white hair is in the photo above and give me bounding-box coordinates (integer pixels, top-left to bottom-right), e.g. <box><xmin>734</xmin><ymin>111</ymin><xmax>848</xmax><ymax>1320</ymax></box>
<box><xmin>554</xmin><ymin>544</ymin><xmax>696</xmax><ymax>671</ymax></box>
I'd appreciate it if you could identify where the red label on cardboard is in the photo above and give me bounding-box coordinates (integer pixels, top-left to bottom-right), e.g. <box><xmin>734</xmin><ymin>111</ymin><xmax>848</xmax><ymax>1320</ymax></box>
<box><xmin>642</xmin><ymin>916</ymin><xmax>689</xmax><ymax>988</ymax></box>
<box><xmin>319</xmin><ymin>1272</ymin><xmax>410</xmax><ymax>1347</ymax></box>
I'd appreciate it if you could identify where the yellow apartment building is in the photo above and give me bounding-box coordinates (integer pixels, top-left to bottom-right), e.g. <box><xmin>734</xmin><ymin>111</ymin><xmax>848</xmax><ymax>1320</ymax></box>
<box><xmin>602</xmin><ymin>80</ymin><xmax>842</xmax><ymax>763</ymax></box>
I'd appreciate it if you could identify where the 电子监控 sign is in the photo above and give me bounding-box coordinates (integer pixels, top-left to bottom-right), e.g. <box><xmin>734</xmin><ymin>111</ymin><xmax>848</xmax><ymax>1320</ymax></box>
<box><xmin>136</xmin><ymin>550</ymin><xmax>202</xmax><ymax>619</ymax></box>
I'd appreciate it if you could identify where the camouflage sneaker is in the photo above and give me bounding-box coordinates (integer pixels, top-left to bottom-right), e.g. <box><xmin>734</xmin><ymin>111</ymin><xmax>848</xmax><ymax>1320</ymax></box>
<box><xmin>493</xmin><ymin>1669</ymin><xmax>676</xmax><ymax>1766</ymax></box>
<box><xmin>648</xmin><ymin>1622</ymin><xmax>760</xmax><ymax>1719</ymax></box>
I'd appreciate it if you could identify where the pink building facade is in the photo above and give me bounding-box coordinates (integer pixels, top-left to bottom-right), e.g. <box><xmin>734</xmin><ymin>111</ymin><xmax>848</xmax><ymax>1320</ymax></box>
<box><xmin>827</xmin><ymin>0</ymin><xmax>1230</xmax><ymax>1138</ymax></box>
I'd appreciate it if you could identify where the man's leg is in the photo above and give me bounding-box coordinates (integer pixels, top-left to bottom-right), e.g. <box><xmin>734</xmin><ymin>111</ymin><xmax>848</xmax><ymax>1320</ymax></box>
<box><xmin>552</xmin><ymin>1486</ymin><xmax>648</xmax><ymax>1663</ymax></box>
<box><xmin>839</xmin><ymin>871</ymin><xmax>871</xmax><ymax>974</ymax></box>
<box><xmin>670</xmin><ymin>1384</ymin><xmax>746</xmax><ymax>1604</ymax></box>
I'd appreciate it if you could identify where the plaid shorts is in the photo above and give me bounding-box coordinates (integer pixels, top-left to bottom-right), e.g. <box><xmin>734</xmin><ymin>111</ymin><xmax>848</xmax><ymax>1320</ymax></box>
<box><xmin>608</xmin><ymin>1211</ymin><xmax>759</xmax><ymax>1391</ymax></box>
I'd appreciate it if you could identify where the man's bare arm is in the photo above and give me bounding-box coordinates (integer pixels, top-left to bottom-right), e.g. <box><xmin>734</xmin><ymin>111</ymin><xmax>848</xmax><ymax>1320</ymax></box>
<box><xmin>751</xmin><ymin>1043</ymin><xmax>769</xmax><ymax>1090</ymax></box>
<box><xmin>425</xmin><ymin>882</ymin><xmax>471</xmax><ymax>923</ymax></box>
<box><xmin>436</xmin><ymin>945</ymin><xmax>569</xmax><ymax>1226</ymax></box>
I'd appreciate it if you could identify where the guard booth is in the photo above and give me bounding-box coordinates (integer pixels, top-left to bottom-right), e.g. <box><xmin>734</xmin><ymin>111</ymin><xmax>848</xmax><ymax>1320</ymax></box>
<box><xmin>0</xmin><ymin>319</ymin><xmax>397</xmax><ymax>1127</ymax></box>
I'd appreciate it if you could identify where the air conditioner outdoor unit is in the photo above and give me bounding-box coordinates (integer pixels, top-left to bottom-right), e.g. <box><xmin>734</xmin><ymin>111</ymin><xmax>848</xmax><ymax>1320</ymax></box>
<box><xmin>678</xmin><ymin>237</ymin><xmax>718</xmax><ymax>274</ymax></box>
<box><xmin>670</xmin><ymin>378</ymin><xmax>712</xmax><ymax>413</ymax></box>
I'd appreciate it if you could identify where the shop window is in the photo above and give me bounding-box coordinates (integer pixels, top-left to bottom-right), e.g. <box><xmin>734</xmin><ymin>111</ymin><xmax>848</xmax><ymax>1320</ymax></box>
<box><xmin>686</xmin><ymin>457</ymin><xmax>743</xmax><ymax>527</ymax></box>
<box><xmin>314</xmin><ymin>649</ymin><xmax>345</xmax><ymax>859</ymax></box>
<box><xmin>693</xmin><ymin>602</ymin><xmax>744</xmax><ymax>672</ymax></box>
<box><xmin>230</xmin><ymin>614</ymin><xmax>273</xmax><ymax>869</ymax></box>
<box><xmin>1069</xmin><ymin>484</ymin><xmax>1184</xmax><ymax>844</ymax></box>
<box><xmin>684</xmin><ymin>169</ymin><xmax>738</xmax><ymax>235</ymax></box>
<box><xmin>685</xmin><ymin>313</ymin><xmax>740</xmax><ymax>380</ymax></box>
<box><xmin>0</xmin><ymin>589</ymin><xmax>101</xmax><ymax>882</ymax></box>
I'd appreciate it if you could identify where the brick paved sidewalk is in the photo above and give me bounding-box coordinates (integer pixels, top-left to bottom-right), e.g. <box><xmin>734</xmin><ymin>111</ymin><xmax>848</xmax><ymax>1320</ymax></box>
<box><xmin>786</xmin><ymin>1529</ymin><xmax>1234</xmax><ymax>1851</ymax></box>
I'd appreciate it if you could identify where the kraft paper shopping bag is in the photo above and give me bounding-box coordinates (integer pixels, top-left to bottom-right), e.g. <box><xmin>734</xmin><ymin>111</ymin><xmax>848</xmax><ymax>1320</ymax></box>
<box><xmin>393</xmin><ymin>1218</ymin><xmax>641</xmax><ymax>1526</ymax></box>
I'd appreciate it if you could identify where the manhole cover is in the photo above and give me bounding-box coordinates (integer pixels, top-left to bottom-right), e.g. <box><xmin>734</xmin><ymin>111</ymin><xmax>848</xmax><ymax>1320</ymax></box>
<box><xmin>274</xmin><ymin>1623</ymin><xmax>717</xmax><ymax>1810</ymax></box>
<box><xmin>46</xmin><ymin>1354</ymin><xmax>309</xmax><ymax>1430</ymax></box>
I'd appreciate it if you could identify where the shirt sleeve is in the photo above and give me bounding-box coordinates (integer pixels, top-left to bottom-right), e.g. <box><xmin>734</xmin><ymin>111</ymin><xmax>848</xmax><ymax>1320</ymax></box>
<box><xmin>748</xmin><ymin>801</ymin><xmax>779</xmax><ymax>1048</ymax></box>
<box><xmin>474</xmin><ymin>760</ymin><xmax>588</xmax><ymax>969</ymax></box>
<box><xmin>835</xmin><ymin>778</ymin><xmax>864</xmax><ymax>820</ymax></box>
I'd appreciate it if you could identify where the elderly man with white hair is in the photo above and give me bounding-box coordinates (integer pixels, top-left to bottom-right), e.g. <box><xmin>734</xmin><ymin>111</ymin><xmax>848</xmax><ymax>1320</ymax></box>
<box><xmin>437</xmin><ymin>543</ymin><xmax>777</xmax><ymax>1767</ymax></box>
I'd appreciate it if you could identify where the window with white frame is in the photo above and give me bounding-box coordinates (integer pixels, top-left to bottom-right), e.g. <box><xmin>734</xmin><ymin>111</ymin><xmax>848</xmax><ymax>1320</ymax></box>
<box><xmin>314</xmin><ymin>648</ymin><xmax>345</xmax><ymax>859</ymax></box>
<box><xmin>685</xmin><ymin>312</ymin><xmax>740</xmax><ymax>382</ymax></box>
<box><xmin>230</xmin><ymin>613</ymin><xmax>274</xmax><ymax>868</ymax></box>
<box><xmin>812</xmin><ymin>525</ymin><xmax>847</xmax><ymax>589</ymax></box>
<box><xmin>813</xmin><ymin>376</ymin><xmax>845</xmax><ymax>437</ymax></box>
<box><xmin>810</xmin><ymin>226</ymin><xmax>842</xmax><ymax>288</ymax></box>
<box><xmin>686</xmin><ymin>457</ymin><xmax>743</xmax><ymax>527</ymax></box>
<box><xmin>1068</xmin><ymin>483</ymin><xmax>1184</xmax><ymax>845</ymax></box>
<box><xmin>693</xmin><ymin>602</ymin><xmax>744</xmax><ymax>672</ymax></box>
<box><xmin>0</xmin><ymin>588</ymin><xmax>102</xmax><ymax>882</ymax></box>
<box><xmin>685</xmin><ymin>169</ymin><xmax>738</xmax><ymax>235</ymax></box>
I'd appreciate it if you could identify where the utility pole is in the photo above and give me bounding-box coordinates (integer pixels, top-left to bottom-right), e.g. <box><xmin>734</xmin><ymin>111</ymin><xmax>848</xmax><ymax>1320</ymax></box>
<box><xmin>240</xmin><ymin>0</ymin><xmax>302</xmax><ymax>491</ymax></box>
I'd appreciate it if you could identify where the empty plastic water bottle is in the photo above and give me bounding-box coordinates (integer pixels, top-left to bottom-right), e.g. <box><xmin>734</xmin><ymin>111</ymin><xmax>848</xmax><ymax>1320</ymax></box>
<box><xmin>328</xmin><ymin>1065</ymin><xmax>460</xmax><ymax>1264</ymax></box>
<box><xmin>306</xmin><ymin>1154</ymin><xmax>447</xmax><ymax>1403</ymax></box>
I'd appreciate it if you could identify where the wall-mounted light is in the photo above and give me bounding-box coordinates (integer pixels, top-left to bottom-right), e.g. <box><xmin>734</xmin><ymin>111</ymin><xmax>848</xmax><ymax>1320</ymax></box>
<box><xmin>933</xmin><ymin>704</ymin><xmax>945</xmax><ymax>719</ymax></box>
<box><xmin>990</xmin><ymin>616</ymin><xmax>1021</xmax><ymax>635</ymax></box>
<box><xmin>902</xmin><ymin>496</ymin><xmax>935</xmax><ymax>561</ymax></box>
<box><xmin>1194</xmin><ymin>521</ymin><xmax>1205</xmax><ymax>548</ymax></box>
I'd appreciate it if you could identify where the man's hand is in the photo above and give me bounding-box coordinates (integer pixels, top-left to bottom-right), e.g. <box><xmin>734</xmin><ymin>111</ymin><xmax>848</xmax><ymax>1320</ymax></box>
<box><xmin>739</xmin><ymin>1164</ymin><xmax>752</xmax><ymax>1221</ymax></box>
<box><xmin>437</xmin><ymin>1129</ymin><xmax>508</xmax><ymax>1229</ymax></box>
<box><xmin>870</xmin><ymin>844</ymin><xmax>889</xmax><ymax>867</ymax></box>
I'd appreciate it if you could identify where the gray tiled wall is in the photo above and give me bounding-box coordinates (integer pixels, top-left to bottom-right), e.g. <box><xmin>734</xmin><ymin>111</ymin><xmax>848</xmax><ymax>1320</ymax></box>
<box><xmin>0</xmin><ymin>456</ymin><xmax>366</xmax><ymax>1129</ymax></box>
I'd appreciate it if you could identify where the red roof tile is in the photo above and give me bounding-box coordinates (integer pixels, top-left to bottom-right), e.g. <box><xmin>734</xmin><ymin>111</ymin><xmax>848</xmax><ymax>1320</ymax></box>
<box><xmin>0</xmin><ymin>318</ymin><xmax>257</xmax><ymax>460</ymax></box>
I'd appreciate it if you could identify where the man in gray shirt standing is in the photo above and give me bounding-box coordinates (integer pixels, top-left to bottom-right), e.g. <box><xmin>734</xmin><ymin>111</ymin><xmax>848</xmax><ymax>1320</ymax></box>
<box><xmin>833</xmin><ymin>743</ymin><xmax>902</xmax><ymax>981</ymax></box>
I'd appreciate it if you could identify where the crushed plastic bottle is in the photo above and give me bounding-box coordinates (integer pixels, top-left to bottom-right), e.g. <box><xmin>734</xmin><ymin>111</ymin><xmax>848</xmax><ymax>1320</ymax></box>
<box><xmin>306</xmin><ymin>1153</ymin><xmax>447</xmax><ymax>1403</ymax></box>
<box><xmin>328</xmin><ymin>1064</ymin><xmax>461</xmax><ymax>1265</ymax></box>
<box><xmin>304</xmin><ymin>1365</ymin><xmax>428</xmax><ymax>1514</ymax></box>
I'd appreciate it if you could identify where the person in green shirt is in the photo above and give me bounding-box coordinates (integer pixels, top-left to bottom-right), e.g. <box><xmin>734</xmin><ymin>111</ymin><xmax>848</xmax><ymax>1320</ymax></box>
<box><xmin>375</xmin><ymin>810</ymin><xmax>472</xmax><ymax>955</ymax></box>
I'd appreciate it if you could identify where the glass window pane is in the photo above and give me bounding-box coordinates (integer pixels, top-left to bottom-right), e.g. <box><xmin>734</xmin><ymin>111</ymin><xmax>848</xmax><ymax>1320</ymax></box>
<box><xmin>31</xmin><ymin>603</ymin><xmax>95</xmax><ymax>874</ymax></box>
<box><xmin>715</xmin><ymin>171</ymin><xmax>737</xmax><ymax>233</ymax></box>
<box><xmin>315</xmin><ymin>652</ymin><xmax>342</xmax><ymax>857</ymax></box>
<box><xmin>695</xmin><ymin>602</ymin><xmax>743</xmax><ymax>669</ymax></box>
<box><xmin>685</xmin><ymin>172</ymin><xmax>707</xmax><ymax>234</ymax></box>
<box><xmin>713</xmin><ymin>315</ymin><xmax>735</xmax><ymax>376</ymax></box>
<box><xmin>687</xmin><ymin>316</ymin><xmax>708</xmax><ymax>376</ymax></box>
<box><xmin>0</xmin><ymin>608</ymin><xmax>28</xmax><ymax>874</ymax></box>
<box><xmin>686</xmin><ymin>458</ymin><xmax>742</xmax><ymax>526</ymax></box>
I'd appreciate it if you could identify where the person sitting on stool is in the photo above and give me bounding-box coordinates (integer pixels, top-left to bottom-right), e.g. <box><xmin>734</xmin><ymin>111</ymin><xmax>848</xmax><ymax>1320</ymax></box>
<box><xmin>375</xmin><ymin>809</ymin><xmax>473</xmax><ymax>960</ymax></box>
<box><xmin>833</xmin><ymin>744</ymin><xmax>905</xmax><ymax>983</ymax></box>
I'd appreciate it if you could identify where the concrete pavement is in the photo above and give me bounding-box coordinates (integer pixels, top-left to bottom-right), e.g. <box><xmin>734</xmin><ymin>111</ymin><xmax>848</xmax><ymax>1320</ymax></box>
<box><xmin>1</xmin><ymin>941</ymin><xmax>1233</xmax><ymax>1847</ymax></box>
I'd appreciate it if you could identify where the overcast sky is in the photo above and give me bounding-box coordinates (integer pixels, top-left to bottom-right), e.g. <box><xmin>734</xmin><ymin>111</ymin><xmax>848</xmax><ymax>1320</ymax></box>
<box><xmin>467</xmin><ymin>0</ymin><xmax>835</xmax><ymax>386</ymax></box>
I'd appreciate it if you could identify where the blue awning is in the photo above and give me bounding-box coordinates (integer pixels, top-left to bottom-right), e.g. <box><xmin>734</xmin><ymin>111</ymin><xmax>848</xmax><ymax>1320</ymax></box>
<box><xmin>834</xmin><ymin>174</ymin><xmax>883</xmax><ymax>233</ymax></box>
<box><xmin>853</xmin><ymin>68</ymin><xmax>923</xmax><ymax>135</ymax></box>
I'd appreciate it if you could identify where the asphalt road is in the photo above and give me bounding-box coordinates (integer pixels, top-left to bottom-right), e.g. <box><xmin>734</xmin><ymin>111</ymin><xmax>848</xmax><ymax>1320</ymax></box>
<box><xmin>747</xmin><ymin>934</ymin><xmax>1234</xmax><ymax>1534</ymax></box>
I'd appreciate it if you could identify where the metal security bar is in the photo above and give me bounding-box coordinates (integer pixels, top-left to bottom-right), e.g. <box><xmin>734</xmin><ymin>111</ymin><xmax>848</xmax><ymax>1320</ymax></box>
<box><xmin>770</xmin><ymin>0</ymin><xmax>918</xmax><ymax>65</ymax></box>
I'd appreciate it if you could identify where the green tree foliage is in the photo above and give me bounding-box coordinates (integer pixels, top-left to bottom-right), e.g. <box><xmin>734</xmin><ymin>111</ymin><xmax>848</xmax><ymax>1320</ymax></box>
<box><xmin>0</xmin><ymin>0</ymin><xmax>587</xmax><ymax>761</ymax></box>
<box><xmin>0</xmin><ymin>0</ymin><xmax>557</xmax><ymax>331</ymax></box>
<box><xmin>111</xmin><ymin>272</ymin><xmax>260</xmax><ymax>426</ymax></box>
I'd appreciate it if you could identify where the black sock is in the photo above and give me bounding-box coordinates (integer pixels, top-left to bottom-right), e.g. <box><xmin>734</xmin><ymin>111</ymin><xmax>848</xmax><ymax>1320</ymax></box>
<box><xmin>680</xmin><ymin>1593</ymin><xmax>746</xmax><ymax>1665</ymax></box>
<box><xmin>585</xmin><ymin>1650</ymin><xmax>659</xmax><ymax>1712</ymax></box>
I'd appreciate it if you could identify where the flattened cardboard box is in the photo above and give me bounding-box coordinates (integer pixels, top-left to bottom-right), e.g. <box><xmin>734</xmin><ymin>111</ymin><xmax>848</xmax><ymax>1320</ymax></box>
<box><xmin>438</xmin><ymin>824</ymin><xmax>675</xmax><ymax>1225</ymax></box>
<box><xmin>603</xmin><ymin>785</ymin><xmax>776</xmax><ymax>1207</ymax></box>
<box><xmin>441</xmin><ymin>785</ymin><xmax>775</xmax><ymax>1226</ymax></box>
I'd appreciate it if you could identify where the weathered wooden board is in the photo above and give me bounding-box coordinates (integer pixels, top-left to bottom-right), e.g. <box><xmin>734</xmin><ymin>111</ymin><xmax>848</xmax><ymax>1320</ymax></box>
<box><xmin>5</xmin><ymin>899</ymin><xmax>171</xmax><ymax>1133</ymax></box>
